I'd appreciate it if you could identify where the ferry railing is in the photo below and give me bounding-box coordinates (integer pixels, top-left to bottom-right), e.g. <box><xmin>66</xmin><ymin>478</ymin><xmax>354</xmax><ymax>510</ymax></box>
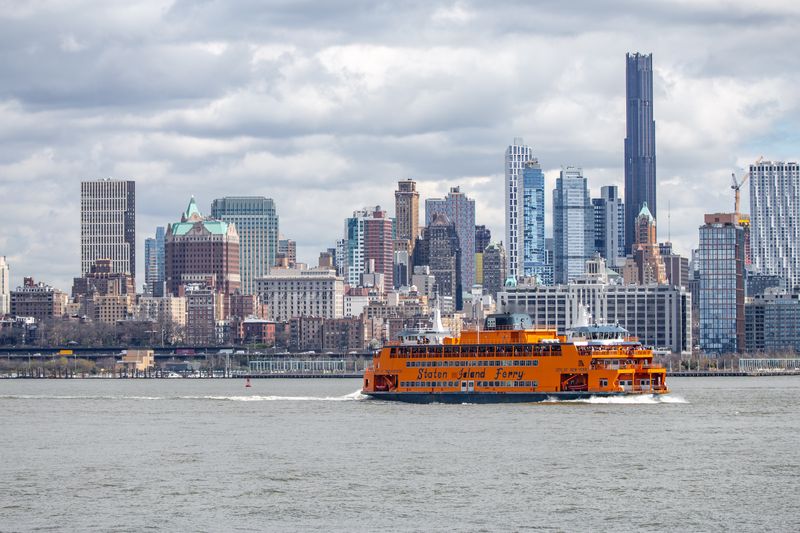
<box><xmin>577</xmin><ymin>346</ymin><xmax>651</xmax><ymax>357</ymax></box>
<box><xmin>591</xmin><ymin>362</ymin><xmax>666</xmax><ymax>371</ymax></box>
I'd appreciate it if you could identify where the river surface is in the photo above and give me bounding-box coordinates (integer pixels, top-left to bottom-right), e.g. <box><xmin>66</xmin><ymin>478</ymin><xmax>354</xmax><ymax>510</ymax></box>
<box><xmin>1</xmin><ymin>377</ymin><xmax>798</xmax><ymax>532</ymax></box>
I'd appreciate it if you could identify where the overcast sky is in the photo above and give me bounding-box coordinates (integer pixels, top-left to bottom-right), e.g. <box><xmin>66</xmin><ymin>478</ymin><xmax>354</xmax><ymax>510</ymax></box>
<box><xmin>1</xmin><ymin>0</ymin><xmax>799</xmax><ymax>290</ymax></box>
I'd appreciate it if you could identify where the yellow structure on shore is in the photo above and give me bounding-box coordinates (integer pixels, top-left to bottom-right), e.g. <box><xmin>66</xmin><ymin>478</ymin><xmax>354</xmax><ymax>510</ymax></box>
<box><xmin>117</xmin><ymin>349</ymin><xmax>155</xmax><ymax>372</ymax></box>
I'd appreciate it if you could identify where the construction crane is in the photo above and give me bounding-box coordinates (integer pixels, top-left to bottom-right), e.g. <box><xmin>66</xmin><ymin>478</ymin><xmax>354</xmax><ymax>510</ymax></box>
<box><xmin>731</xmin><ymin>156</ymin><xmax>764</xmax><ymax>214</ymax></box>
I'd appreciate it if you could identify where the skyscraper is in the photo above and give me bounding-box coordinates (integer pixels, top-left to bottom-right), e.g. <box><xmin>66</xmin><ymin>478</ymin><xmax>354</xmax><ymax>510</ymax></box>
<box><xmin>363</xmin><ymin>207</ymin><xmax>394</xmax><ymax>289</ymax></box>
<box><xmin>553</xmin><ymin>167</ymin><xmax>594</xmax><ymax>284</ymax></box>
<box><xmin>144</xmin><ymin>226</ymin><xmax>166</xmax><ymax>297</ymax></box>
<box><xmin>211</xmin><ymin>197</ymin><xmax>279</xmax><ymax>295</ymax></box>
<box><xmin>699</xmin><ymin>213</ymin><xmax>745</xmax><ymax>354</ymax></box>
<box><xmin>165</xmin><ymin>198</ymin><xmax>240</xmax><ymax>296</ymax></box>
<box><xmin>394</xmin><ymin>179</ymin><xmax>420</xmax><ymax>254</ymax></box>
<box><xmin>750</xmin><ymin>161</ymin><xmax>800</xmax><ymax>290</ymax></box>
<box><xmin>474</xmin><ymin>225</ymin><xmax>491</xmax><ymax>287</ymax></box>
<box><xmin>521</xmin><ymin>159</ymin><xmax>548</xmax><ymax>282</ymax></box>
<box><xmin>80</xmin><ymin>179</ymin><xmax>135</xmax><ymax>277</ymax></box>
<box><xmin>475</xmin><ymin>225</ymin><xmax>491</xmax><ymax>253</ymax></box>
<box><xmin>426</xmin><ymin>186</ymin><xmax>476</xmax><ymax>290</ymax></box>
<box><xmin>624</xmin><ymin>52</ymin><xmax>657</xmax><ymax>253</ymax></box>
<box><xmin>0</xmin><ymin>256</ymin><xmax>9</xmax><ymax>315</ymax></box>
<box><xmin>505</xmin><ymin>138</ymin><xmax>535</xmax><ymax>279</ymax></box>
<box><xmin>414</xmin><ymin>213</ymin><xmax>462</xmax><ymax>310</ymax></box>
<box><xmin>342</xmin><ymin>207</ymin><xmax>393</xmax><ymax>288</ymax></box>
<box><xmin>482</xmin><ymin>243</ymin><xmax>507</xmax><ymax>299</ymax></box>
<box><xmin>592</xmin><ymin>185</ymin><xmax>625</xmax><ymax>266</ymax></box>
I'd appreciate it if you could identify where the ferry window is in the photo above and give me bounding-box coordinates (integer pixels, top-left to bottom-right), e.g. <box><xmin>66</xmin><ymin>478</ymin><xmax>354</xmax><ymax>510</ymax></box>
<box><xmin>533</xmin><ymin>381</ymin><xmax>538</xmax><ymax>387</ymax></box>
<box><xmin>533</xmin><ymin>360</ymin><xmax>539</xmax><ymax>367</ymax></box>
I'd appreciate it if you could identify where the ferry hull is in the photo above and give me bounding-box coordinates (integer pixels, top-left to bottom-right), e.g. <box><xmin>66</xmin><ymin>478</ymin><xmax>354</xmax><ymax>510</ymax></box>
<box><xmin>362</xmin><ymin>390</ymin><xmax>667</xmax><ymax>404</ymax></box>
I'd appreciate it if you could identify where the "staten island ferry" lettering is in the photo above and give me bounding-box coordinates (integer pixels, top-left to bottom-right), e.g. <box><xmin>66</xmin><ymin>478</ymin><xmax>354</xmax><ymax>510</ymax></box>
<box><xmin>416</xmin><ymin>367</ymin><xmax>524</xmax><ymax>380</ymax></box>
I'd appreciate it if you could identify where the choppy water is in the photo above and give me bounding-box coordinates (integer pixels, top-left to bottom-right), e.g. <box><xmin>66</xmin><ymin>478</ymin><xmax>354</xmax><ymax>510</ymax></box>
<box><xmin>1</xmin><ymin>377</ymin><xmax>798</xmax><ymax>532</ymax></box>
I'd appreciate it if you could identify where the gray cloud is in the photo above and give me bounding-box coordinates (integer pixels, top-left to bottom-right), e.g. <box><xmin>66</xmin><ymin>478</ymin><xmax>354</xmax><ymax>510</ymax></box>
<box><xmin>1</xmin><ymin>0</ymin><xmax>799</xmax><ymax>290</ymax></box>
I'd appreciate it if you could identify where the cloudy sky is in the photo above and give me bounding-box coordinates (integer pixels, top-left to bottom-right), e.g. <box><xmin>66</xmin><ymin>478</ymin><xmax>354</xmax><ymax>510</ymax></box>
<box><xmin>1</xmin><ymin>0</ymin><xmax>799</xmax><ymax>290</ymax></box>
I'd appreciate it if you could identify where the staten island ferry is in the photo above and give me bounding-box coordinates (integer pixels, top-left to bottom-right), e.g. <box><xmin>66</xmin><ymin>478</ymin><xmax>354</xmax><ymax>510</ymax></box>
<box><xmin>362</xmin><ymin>313</ymin><xmax>669</xmax><ymax>403</ymax></box>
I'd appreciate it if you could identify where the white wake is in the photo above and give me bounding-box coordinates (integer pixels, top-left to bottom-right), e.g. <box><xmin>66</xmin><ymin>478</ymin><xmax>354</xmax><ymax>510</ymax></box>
<box><xmin>183</xmin><ymin>389</ymin><xmax>368</xmax><ymax>402</ymax></box>
<box><xmin>0</xmin><ymin>390</ymin><xmax>369</xmax><ymax>402</ymax></box>
<box><xmin>545</xmin><ymin>394</ymin><xmax>688</xmax><ymax>405</ymax></box>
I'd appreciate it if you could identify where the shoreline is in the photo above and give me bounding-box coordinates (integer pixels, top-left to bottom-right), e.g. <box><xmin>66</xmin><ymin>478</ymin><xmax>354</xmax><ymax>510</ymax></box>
<box><xmin>2</xmin><ymin>372</ymin><xmax>800</xmax><ymax>380</ymax></box>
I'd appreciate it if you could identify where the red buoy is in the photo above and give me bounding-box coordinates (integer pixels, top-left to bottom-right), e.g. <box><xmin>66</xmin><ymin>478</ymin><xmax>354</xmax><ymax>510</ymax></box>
<box><xmin>245</xmin><ymin>377</ymin><xmax>252</xmax><ymax>388</ymax></box>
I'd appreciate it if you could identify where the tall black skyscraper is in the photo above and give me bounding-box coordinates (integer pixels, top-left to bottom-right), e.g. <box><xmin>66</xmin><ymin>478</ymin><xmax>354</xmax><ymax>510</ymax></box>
<box><xmin>624</xmin><ymin>52</ymin><xmax>656</xmax><ymax>253</ymax></box>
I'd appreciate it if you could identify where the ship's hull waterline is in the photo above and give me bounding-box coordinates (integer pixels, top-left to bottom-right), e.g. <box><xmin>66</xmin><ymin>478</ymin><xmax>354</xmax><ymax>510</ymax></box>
<box><xmin>364</xmin><ymin>390</ymin><xmax>669</xmax><ymax>404</ymax></box>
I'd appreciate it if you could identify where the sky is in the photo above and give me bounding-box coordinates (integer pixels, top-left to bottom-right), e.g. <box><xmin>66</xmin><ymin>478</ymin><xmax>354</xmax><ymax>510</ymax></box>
<box><xmin>1</xmin><ymin>0</ymin><xmax>799</xmax><ymax>291</ymax></box>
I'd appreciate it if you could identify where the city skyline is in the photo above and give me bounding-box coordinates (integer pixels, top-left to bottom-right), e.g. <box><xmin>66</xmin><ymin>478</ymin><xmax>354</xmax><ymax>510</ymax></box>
<box><xmin>2</xmin><ymin>2</ymin><xmax>799</xmax><ymax>290</ymax></box>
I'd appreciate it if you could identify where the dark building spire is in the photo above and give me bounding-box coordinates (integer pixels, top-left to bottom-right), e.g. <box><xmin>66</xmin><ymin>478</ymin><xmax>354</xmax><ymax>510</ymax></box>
<box><xmin>624</xmin><ymin>52</ymin><xmax>656</xmax><ymax>253</ymax></box>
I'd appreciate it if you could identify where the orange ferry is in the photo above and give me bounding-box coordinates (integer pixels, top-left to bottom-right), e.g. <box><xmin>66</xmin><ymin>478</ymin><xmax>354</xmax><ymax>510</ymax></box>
<box><xmin>362</xmin><ymin>313</ymin><xmax>669</xmax><ymax>403</ymax></box>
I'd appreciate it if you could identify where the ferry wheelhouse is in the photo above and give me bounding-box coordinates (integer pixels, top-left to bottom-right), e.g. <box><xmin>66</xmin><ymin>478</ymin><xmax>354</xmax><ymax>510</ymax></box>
<box><xmin>362</xmin><ymin>314</ymin><xmax>669</xmax><ymax>403</ymax></box>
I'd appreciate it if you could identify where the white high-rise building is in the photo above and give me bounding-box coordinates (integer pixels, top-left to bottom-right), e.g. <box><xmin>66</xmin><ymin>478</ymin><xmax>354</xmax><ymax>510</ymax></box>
<box><xmin>0</xmin><ymin>256</ymin><xmax>9</xmax><ymax>315</ymax></box>
<box><xmin>80</xmin><ymin>179</ymin><xmax>136</xmax><ymax>278</ymax></box>
<box><xmin>553</xmin><ymin>167</ymin><xmax>595</xmax><ymax>283</ymax></box>
<box><xmin>342</xmin><ymin>208</ymin><xmax>369</xmax><ymax>286</ymax></box>
<box><xmin>750</xmin><ymin>161</ymin><xmax>800</xmax><ymax>290</ymax></box>
<box><xmin>505</xmin><ymin>138</ymin><xmax>535</xmax><ymax>279</ymax></box>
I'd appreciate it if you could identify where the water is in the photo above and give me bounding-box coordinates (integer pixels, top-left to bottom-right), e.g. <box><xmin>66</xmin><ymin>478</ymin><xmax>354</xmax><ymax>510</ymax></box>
<box><xmin>1</xmin><ymin>377</ymin><xmax>798</xmax><ymax>532</ymax></box>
